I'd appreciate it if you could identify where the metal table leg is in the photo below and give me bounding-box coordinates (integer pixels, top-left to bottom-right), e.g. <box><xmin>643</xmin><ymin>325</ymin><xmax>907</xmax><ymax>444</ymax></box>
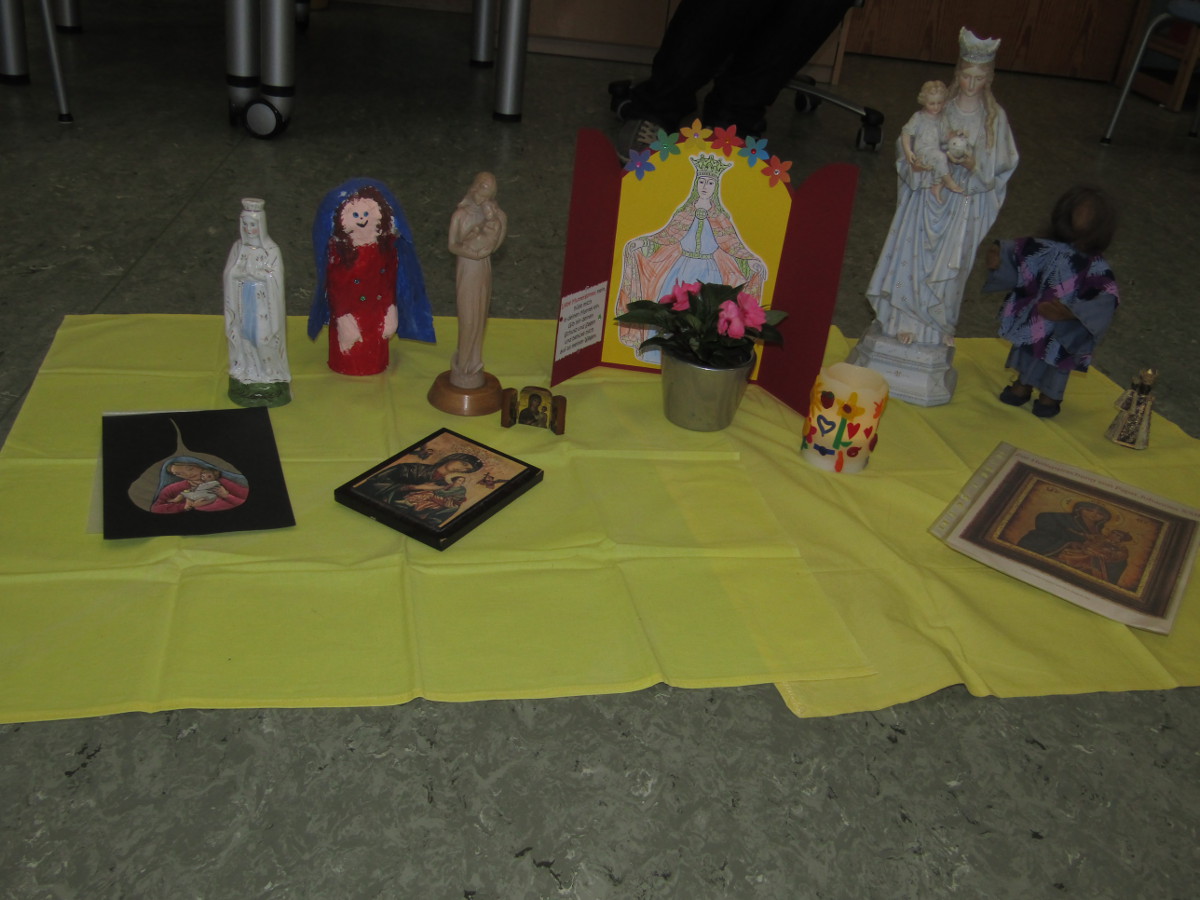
<box><xmin>52</xmin><ymin>0</ymin><xmax>79</xmax><ymax>33</ymax></box>
<box><xmin>493</xmin><ymin>0</ymin><xmax>528</xmax><ymax>121</ymax></box>
<box><xmin>470</xmin><ymin>0</ymin><xmax>495</xmax><ymax>67</ymax></box>
<box><xmin>1</xmin><ymin>0</ymin><xmax>31</xmax><ymax>84</ymax></box>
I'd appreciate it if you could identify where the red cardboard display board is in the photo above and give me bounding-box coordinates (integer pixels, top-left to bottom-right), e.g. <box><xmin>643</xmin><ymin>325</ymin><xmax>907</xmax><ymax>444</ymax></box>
<box><xmin>551</xmin><ymin>127</ymin><xmax>858</xmax><ymax>419</ymax></box>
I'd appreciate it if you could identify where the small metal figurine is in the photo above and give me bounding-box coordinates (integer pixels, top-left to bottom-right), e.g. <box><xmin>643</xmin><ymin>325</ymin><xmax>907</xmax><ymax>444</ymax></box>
<box><xmin>224</xmin><ymin>198</ymin><xmax>292</xmax><ymax>407</ymax></box>
<box><xmin>1105</xmin><ymin>368</ymin><xmax>1157</xmax><ymax>449</ymax></box>
<box><xmin>308</xmin><ymin>178</ymin><xmax>435</xmax><ymax>376</ymax></box>
<box><xmin>428</xmin><ymin>172</ymin><xmax>508</xmax><ymax>416</ymax></box>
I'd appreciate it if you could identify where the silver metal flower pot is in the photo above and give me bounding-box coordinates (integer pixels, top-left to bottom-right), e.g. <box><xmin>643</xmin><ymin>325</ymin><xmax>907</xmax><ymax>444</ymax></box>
<box><xmin>660</xmin><ymin>349</ymin><xmax>755</xmax><ymax>432</ymax></box>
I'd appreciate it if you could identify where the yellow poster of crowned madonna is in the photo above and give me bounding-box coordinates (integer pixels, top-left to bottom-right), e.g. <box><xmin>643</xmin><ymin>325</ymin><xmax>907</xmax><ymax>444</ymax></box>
<box><xmin>604</xmin><ymin>121</ymin><xmax>794</xmax><ymax>371</ymax></box>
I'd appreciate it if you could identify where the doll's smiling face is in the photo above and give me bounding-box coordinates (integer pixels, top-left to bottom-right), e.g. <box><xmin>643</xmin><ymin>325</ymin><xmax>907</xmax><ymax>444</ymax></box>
<box><xmin>339</xmin><ymin>197</ymin><xmax>382</xmax><ymax>246</ymax></box>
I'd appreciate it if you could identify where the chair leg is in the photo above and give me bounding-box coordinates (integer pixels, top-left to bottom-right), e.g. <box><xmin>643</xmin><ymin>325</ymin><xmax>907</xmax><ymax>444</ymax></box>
<box><xmin>36</xmin><ymin>0</ymin><xmax>71</xmax><ymax>120</ymax></box>
<box><xmin>1102</xmin><ymin>11</ymin><xmax>1172</xmax><ymax>143</ymax></box>
<box><xmin>226</xmin><ymin>0</ymin><xmax>260</xmax><ymax>123</ymax></box>
<box><xmin>261</xmin><ymin>0</ymin><xmax>293</xmax><ymax>113</ymax></box>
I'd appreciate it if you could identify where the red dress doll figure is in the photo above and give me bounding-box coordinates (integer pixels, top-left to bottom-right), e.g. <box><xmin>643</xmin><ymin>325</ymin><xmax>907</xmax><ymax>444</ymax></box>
<box><xmin>309</xmin><ymin>179</ymin><xmax>435</xmax><ymax>376</ymax></box>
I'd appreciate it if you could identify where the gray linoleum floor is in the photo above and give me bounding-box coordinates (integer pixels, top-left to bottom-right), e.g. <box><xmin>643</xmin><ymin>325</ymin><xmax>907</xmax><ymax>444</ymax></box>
<box><xmin>2</xmin><ymin>3</ymin><xmax>1199</xmax><ymax>897</ymax></box>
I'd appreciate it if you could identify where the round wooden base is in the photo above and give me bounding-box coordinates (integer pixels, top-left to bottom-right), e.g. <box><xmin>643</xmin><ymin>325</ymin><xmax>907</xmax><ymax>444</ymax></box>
<box><xmin>427</xmin><ymin>370</ymin><xmax>504</xmax><ymax>416</ymax></box>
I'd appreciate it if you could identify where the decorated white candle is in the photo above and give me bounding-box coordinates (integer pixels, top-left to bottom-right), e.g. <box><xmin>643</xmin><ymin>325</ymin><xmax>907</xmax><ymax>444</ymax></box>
<box><xmin>801</xmin><ymin>362</ymin><xmax>889</xmax><ymax>474</ymax></box>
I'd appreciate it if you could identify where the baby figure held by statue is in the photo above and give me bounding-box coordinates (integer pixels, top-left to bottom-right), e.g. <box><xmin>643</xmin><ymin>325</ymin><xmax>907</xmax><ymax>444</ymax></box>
<box><xmin>900</xmin><ymin>80</ymin><xmax>964</xmax><ymax>204</ymax></box>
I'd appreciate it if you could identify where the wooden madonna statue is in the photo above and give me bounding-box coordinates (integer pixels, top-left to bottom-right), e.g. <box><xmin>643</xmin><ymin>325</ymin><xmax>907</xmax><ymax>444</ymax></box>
<box><xmin>428</xmin><ymin>172</ymin><xmax>508</xmax><ymax>416</ymax></box>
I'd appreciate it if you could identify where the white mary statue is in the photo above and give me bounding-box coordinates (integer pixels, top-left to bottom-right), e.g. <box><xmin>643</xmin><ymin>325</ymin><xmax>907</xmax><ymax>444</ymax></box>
<box><xmin>224</xmin><ymin>198</ymin><xmax>292</xmax><ymax>407</ymax></box>
<box><xmin>851</xmin><ymin>27</ymin><xmax>1018</xmax><ymax>406</ymax></box>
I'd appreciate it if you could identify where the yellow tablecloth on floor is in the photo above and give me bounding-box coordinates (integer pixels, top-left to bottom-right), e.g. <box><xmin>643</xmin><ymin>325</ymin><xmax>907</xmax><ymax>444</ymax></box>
<box><xmin>2</xmin><ymin>316</ymin><xmax>1198</xmax><ymax>724</ymax></box>
<box><xmin>0</xmin><ymin>315</ymin><xmax>872</xmax><ymax>724</ymax></box>
<box><xmin>774</xmin><ymin>331</ymin><xmax>1200</xmax><ymax>717</ymax></box>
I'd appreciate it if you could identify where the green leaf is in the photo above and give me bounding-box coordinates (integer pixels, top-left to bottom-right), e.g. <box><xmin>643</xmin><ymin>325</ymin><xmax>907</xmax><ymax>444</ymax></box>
<box><xmin>614</xmin><ymin>308</ymin><xmax>670</xmax><ymax>328</ymax></box>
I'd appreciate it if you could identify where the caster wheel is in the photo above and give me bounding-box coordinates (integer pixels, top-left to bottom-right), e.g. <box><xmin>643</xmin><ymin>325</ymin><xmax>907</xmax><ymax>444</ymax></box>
<box><xmin>793</xmin><ymin>92</ymin><xmax>821</xmax><ymax>113</ymax></box>
<box><xmin>244</xmin><ymin>100</ymin><xmax>287</xmax><ymax>139</ymax></box>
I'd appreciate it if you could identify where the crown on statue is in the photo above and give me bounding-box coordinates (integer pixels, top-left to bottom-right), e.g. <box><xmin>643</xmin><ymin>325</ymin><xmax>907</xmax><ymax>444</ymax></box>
<box><xmin>958</xmin><ymin>27</ymin><xmax>1000</xmax><ymax>65</ymax></box>
<box><xmin>690</xmin><ymin>154</ymin><xmax>733</xmax><ymax>178</ymax></box>
<box><xmin>241</xmin><ymin>198</ymin><xmax>266</xmax><ymax>212</ymax></box>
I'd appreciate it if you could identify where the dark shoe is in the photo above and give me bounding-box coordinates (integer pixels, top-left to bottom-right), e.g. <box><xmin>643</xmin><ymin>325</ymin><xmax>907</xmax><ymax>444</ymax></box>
<box><xmin>999</xmin><ymin>383</ymin><xmax>1033</xmax><ymax>406</ymax></box>
<box><xmin>608</xmin><ymin>79</ymin><xmax>632</xmax><ymax>117</ymax></box>
<box><xmin>1032</xmin><ymin>395</ymin><xmax>1062</xmax><ymax>418</ymax></box>
<box><xmin>616</xmin><ymin>117</ymin><xmax>663</xmax><ymax>162</ymax></box>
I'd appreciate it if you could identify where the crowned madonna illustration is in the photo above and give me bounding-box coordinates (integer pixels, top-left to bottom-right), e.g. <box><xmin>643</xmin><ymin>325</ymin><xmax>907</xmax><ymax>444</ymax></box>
<box><xmin>615</xmin><ymin>152</ymin><xmax>768</xmax><ymax>361</ymax></box>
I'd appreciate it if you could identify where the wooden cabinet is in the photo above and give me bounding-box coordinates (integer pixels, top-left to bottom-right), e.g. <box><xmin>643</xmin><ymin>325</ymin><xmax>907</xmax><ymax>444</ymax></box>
<box><xmin>843</xmin><ymin>0</ymin><xmax>1143</xmax><ymax>82</ymax></box>
<box><xmin>527</xmin><ymin>0</ymin><xmax>679</xmax><ymax>63</ymax></box>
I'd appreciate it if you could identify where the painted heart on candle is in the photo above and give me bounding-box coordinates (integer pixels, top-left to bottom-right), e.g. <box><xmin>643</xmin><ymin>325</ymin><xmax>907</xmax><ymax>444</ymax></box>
<box><xmin>816</xmin><ymin>415</ymin><xmax>836</xmax><ymax>436</ymax></box>
<box><xmin>863</xmin><ymin>426</ymin><xmax>874</xmax><ymax>439</ymax></box>
<box><xmin>846</xmin><ymin>422</ymin><xmax>861</xmax><ymax>438</ymax></box>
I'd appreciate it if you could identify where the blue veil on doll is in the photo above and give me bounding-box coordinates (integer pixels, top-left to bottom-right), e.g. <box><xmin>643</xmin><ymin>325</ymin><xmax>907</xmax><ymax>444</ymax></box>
<box><xmin>307</xmin><ymin>177</ymin><xmax>436</xmax><ymax>344</ymax></box>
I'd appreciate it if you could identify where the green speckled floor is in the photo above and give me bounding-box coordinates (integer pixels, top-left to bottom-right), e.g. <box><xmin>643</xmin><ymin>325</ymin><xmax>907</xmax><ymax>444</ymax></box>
<box><xmin>2</xmin><ymin>3</ymin><xmax>1198</xmax><ymax>897</ymax></box>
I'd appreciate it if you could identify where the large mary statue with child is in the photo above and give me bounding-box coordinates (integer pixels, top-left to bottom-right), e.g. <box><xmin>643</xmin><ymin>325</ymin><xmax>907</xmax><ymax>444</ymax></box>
<box><xmin>850</xmin><ymin>27</ymin><xmax>1019</xmax><ymax>406</ymax></box>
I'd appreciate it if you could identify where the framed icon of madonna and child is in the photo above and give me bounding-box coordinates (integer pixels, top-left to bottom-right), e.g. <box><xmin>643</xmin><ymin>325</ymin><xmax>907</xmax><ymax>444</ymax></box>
<box><xmin>334</xmin><ymin>428</ymin><xmax>543</xmax><ymax>551</ymax></box>
<box><xmin>932</xmin><ymin>442</ymin><xmax>1200</xmax><ymax>634</ymax></box>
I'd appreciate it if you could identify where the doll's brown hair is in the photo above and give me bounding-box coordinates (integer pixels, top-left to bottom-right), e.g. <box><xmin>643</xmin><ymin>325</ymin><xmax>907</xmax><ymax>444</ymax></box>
<box><xmin>1048</xmin><ymin>184</ymin><xmax>1117</xmax><ymax>256</ymax></box>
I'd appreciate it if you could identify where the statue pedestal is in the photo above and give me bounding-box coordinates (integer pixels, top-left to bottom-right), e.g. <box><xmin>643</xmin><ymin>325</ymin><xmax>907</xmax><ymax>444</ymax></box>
<box><xmin>427</xmin><ymin>370</ymin><xmax>504</xmax><ymax>416</ymax></box>
<box><xmin>846</xmin><ymin>321</ymin><xmax>957</xmax><ymax>407</ymax></box>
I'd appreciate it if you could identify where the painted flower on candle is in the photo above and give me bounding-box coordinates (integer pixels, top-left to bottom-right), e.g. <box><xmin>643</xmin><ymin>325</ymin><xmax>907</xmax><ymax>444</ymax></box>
<box><xmin>838</xmin><ymin>393</ymin><xmax>866</xmax><ymax>421</ymax></box>
<box><xmin>802</xmin><ymin>362</ymin><xmax>890</xmax><ymax>475</ymax></box>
